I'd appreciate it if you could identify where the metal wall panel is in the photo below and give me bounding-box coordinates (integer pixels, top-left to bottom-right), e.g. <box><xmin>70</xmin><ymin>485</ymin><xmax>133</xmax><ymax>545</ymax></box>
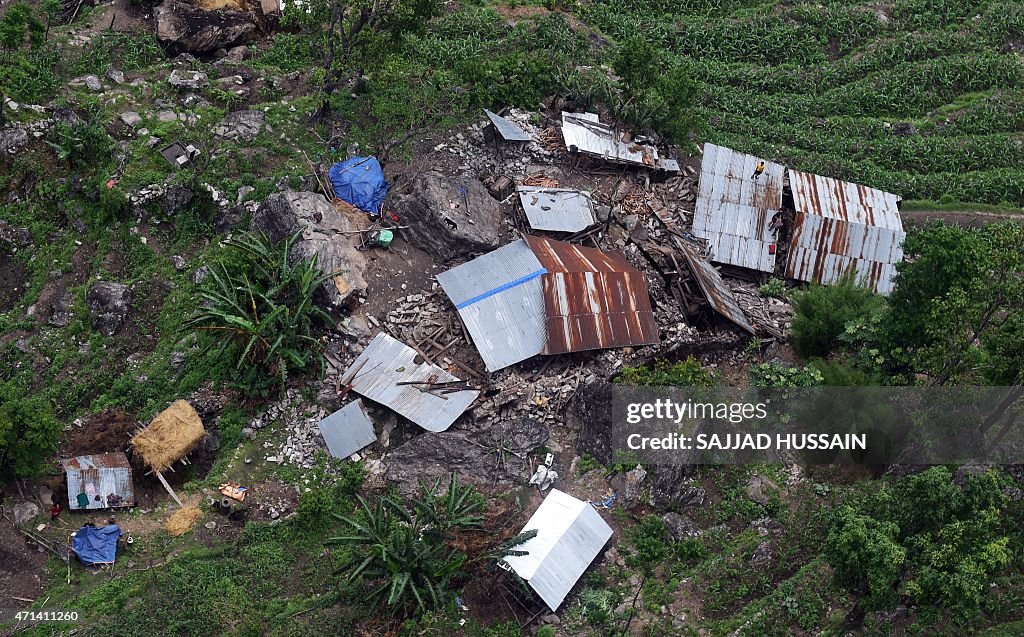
<box><xmin>61</xmin><ymin>453</ymin><xmax>134</xmax><ymax>510</ymax></box>
<box><xmin>518</xmin><ymin>187</ymin><xmax>597</xmax><ymax>233</ymax></box>
<box><xmin>318</xmin><ymin>399</ymin><xmax>377</xmax><ymax>459</ymax></box>
<box><xmin>484</xmin><ymin>109</ymin><xmax>531</xmax><ymax>142</ymax></box>
<box><xmin>561</xmin><ymin>112</ymin><xmax>660</xmax><ymax>167</ymax></box>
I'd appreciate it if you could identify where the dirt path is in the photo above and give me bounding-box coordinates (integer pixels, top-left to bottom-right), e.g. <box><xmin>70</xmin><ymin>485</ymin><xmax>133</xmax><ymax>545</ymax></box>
<box><xmin>901</xmin><ymin>209</ymin><xmax>1024</xmax><ymax>227</ymax></box>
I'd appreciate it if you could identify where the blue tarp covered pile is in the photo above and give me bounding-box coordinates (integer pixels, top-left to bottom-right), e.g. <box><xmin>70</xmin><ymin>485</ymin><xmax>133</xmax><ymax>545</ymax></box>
<box><xmin>71</xmin><ymin>524</ymin><xmax>123</xmax><ymax>565</ymax></box>
<box><xmin>328</xmin><ymin>156</ymin><xmax>388</xmax><ymax>215</ymax></box>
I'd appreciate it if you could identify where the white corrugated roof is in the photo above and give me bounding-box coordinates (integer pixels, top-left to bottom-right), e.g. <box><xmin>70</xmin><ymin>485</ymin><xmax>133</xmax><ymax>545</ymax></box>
<box><xmin>517</xmin><ymin>186</ymin><xmax>596</xmax><ymax>233</ymax></box>
<box><xmin>502</xmin><ymin>489</ymin><xmax>613</xmax><ymax>611</ymax></box>
<box><xmin>561</xmin><ymin>112</ymin><xmax>659</xmax><ymax>167</ymax></box>
<box><xmin>484</xmin><ymin>109</ymin><xmax>532</xmax><ymax>142</ymax></box>
<box><xmin>435</xmin><ymin>240</ymin><xmax>548</xmax><ymax>372</ymax></box>
<box><xmin>692</xmin><ymin>143</ymin><xmax>784</xmax><ymax>273</ymax></box>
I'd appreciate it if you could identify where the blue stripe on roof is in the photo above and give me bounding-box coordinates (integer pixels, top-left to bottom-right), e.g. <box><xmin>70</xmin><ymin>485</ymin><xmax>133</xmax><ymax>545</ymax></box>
<box><xmin>454</xmin><ymin>268</ymin><xmax>547</xmax><ymax>310</ymax></box>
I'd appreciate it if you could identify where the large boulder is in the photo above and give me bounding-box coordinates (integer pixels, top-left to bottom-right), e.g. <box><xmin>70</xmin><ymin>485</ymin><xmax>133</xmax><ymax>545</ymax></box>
<box><xmin>386</xmin><ymin>419</ymin><xmax>548</xmax><ymax>497</ymax></box>
<box><xmin>250</xmin><ymin>191</ymin><xmax>368</xmax><ymax>306</ymax></box>
<box><xmin>87</xmin><ymin>281</ymin><xmax>132</xmax><ymax>336</ymax></box>
<box><xmin>389</xmin><ymin>171</ymin><xmax>502</xmax><ymax>261</ymax></box>
<box><xmin>155</xmin><ymin>0</ymin><xmax>256</xmax><ymax>54</ymax></box>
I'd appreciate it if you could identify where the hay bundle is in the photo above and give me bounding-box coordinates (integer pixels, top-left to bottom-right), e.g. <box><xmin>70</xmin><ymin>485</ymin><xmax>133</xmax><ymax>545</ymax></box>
<box><xmin>164</xmin><ymin>503</ymin><xmax>203</xmax><ymax>537</ymax></box>
<box><xmin>132</xmin><ymin>400</ymin><xmax>206</xmax><ymax>472</ymax></box>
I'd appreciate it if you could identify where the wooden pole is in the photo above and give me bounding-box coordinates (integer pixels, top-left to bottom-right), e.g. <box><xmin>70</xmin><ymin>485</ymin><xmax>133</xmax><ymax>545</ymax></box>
<box><xmin>154</xmin><ymin>471</ymin><xmax>183</xmax><ymax>507</ymax></box>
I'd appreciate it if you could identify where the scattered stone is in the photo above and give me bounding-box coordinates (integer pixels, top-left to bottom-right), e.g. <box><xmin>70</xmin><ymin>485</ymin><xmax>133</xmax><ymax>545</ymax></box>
<box><xmin>163</xmin><ymin>183</ymin><xmax>195</xmax><ymax>216</ymax></box>
<box><xmin>86</xmin><ymin>281</ymin><xmax>132</xmax><ymax>336</ymax></box>
<box><xmin>662</xmin><ymin>512</ymin><xmax>701</xmax><ymax>540</ymax></box>
<box><xmin>120</xmin><ymin>111</ymin><xmax>143</xmax><ymax>127</ymax></box>
<box><xmin>337</xmin><ymin>315</ymin><xmax>371</xmax><ymax>342</ymax></box>
<box><xmin>205</xmin><ymin>521</ymin><xmax>217</xmax><ymax>529</ymax></box>
<box><xmin>251</xmin><ymin>191</ymin><xmax>368</xmax><ymax>306</ymax></box>
<box><xmin>226</xmin><ymin>45</ymin><xmax>251</xmax><ymax>61</ymax></box>
<box><xmin>157</xmin><ymin>110</ymin><xmax>179</xmax><ymax>123</ymax></box>
<box><xmin>750</xmin><ymin>541</ymin><xmax>773</xmax><ymax>567</ymax></box>
<box><xmin>13</xmin><ymin>501</ymin><xmax>40</xmax><ymax>525</ymax></box>
<box><xmin>236</xmin><ymin>185</ymin><xmax>255</xmax><ymax>205</ymax></box>
<box><xmin>750</xmin><ymin>517</ymin><xmax>784</xmax><ymax>536</ymax></box>
<box><xmin>389</xmin><ymin>171</ymin><xmax>503</xmax><ymax>261</ymax></box>
<box><xmin>213</xmin><ymin>109</ymin><xmax>265</xmax><ymax>142</ymax></box>
<box><xmin>745</xmin><ymin>474</ymin><xmax>777</xmax><ymax>506</ymax></box>
<box><xmin>0</xmin><ymin>220</ymin><xmax>32</xmax><ymax>246</ymax></box>
<box><xmin>49</xmin><ymin>290</ymin><xmax>72</xmax><ymax>327</ymax></box>
<box><xmin>170</xmin><ymin>255</ymin><xmax>187</xmax><ymax>271</ymax></box>
<box><xmin>0</xmin><ymin>127</ymin><xmax>30</xmax><ymax>155</ymax></box>
<box><xmin>892</xmin><ymin>122</ymin><xmax>918</xmax><ymax>137</ymax></box>
<box><xmin>106</xmin><ymin>68</ymin><xmax>126</xmax><ymax>84</ymax></box>
<box><xmin>168</xmin><ymin>69</ymin><xmax>209</xmax><ymax>89</ymax></box>
<box><xmin>192</xmin><ymin>265</ymin><xmax>210</xmax><ymax>285</ymax></box>
<box><xmin>70</xmin><ymin>75</ymin><xmax>103</xmax><ymax>92</ymax></box>
<box><xmin>649</xmin><ymin>465</ymin><xmax>705</xmax><ymax>510</ymax></box>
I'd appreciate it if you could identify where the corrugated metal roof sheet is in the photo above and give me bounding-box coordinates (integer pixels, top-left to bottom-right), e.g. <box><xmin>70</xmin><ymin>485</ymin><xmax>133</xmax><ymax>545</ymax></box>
<box><xmin>502</xmin><ymin>489</ymin><xmax>613</xmax><ymax>611</ymax></box>
<box><xmin>60</xmin><ymin>453</ymin><xmax>134</xmax><ymax>510</ymax></box>
<box><xmin>342</xmin><ymin>333</ymin><xmax>479</xmax><ymax>432</ymax></box>
<box><xmin>525</xmin><ymin>236</ymin><xmax>660</xmax><ymax>354</ymax></box>
<box><xmin>318</xmin><ymin>399</ymin><xmax>377</xmax><ymax>459</ymax></box>
<box><xmin>435</xmin><ymin>240</ymin><xmax>548</xmax><ymax>372</ymax></box>
<box><xmin>786</xmin><ymin>169</ymin><xmax>905</xmax><ymax>295</ymax></box>
<box><xmin>676</xmin><ymin>239</ymin><xmax>756</xmax><ymax>334</ymax></box>
<box><xmin>484</xmin><ymin>109</ymin><xmax>531</xmax><ymax>142</ymax></box>
<box><xmin>692</xmin><ymin>143</ymin><xmax>784</xmax><ymax>273</ymax></box>
<box><xmin>561</xmin><ymin>112</ymin><xmax>659</xmax><ymax>167</ymax></box>
<box><xmin>517</xmin><ymin>186</ymin><xmax>597</xmax><ymax>233</ymax></box>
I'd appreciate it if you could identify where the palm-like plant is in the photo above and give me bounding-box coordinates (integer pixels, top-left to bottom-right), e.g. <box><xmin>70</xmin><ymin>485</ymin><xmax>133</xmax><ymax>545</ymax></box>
<box><xmin>327</xmin><ymin>474</ymin><xmax>531</xmax><ymax>616</ymax></box>
<box><xmin>187</xmin><ymin>230</ymin><xmax>335</xmax><ymax>395</ymax></box>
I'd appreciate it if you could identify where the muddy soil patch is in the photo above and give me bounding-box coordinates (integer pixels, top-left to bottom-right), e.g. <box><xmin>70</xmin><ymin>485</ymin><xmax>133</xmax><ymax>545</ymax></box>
<box><xmin>62</xmin><ymin>409</ymin><xmax>138</xmax><ymax>456</ymax></box>
<box><xmin>0</xmin><ymin>517</ymin><xmax>48</xmax><ymax>608</ymax></box>
<box><xmin>0</xmin><ymin>255</ymin><xmax>29</xmax><ymax>312</ymax></box>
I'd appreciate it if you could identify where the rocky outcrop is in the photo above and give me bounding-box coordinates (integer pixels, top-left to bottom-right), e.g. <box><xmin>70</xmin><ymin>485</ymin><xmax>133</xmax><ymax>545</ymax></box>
<box><xmin>213</xmin><ymin>109</ymin><xmax>264</xmax><ymax>142</ymax></box>
<box><xmin>385</xmin><ymin>419</ymin><xmax>548</xmax><ymax>497</ymax></box>
<box><xmin>87</xmin><ymin>282</ymin><xmax>132</xmax><ymax>336</ymax></box>
<box><xmin>250</xmin><ymin>191</ymin><xmax>368</xmax><ymax>306</ymax></box>
<box><xmin>649</xmin><ymin>465</ymin><xmax>705</xmax><ymax>510</ymax></box>
<box><xmin>168</xmin><ymin>69</ymin><xmax>209</xmax><ymax>89</ymax></box>
<box><xmin>155</xmin><ymin>0</ymin><xmax>256</xmax><ymax>54</ymax></box>
<box><xmin>569</xmin><ymin>379</ymin><xmax>615</xmax><ymax>464</ymax></box>
<box><xmin>389</xmin><ymin>171</ymin><xmax>502</xmax><ymax>261</ymax></box>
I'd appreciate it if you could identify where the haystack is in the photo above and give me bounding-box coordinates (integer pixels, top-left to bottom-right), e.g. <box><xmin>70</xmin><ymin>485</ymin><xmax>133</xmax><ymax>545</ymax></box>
<box><xmin>132</xmin><ymin>400</ymin><xmax>206</xmax><ymax>472</ymax></box>
<box><xmin>164</xmin><ymin>502</ymin><xmax>203</xmax><ymax>537</ymax></box>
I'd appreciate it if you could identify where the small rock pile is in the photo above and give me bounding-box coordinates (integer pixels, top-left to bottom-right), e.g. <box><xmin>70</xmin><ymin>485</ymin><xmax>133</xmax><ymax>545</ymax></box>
<box><xmin>249</xmin><ymin>389</ymin><xmax>328</xmax><ymax>469</ymax></box>
<box><xmin>432</xmin><ymin>108</ymin><xmax>559</xmax><ymax>178</ymax></box>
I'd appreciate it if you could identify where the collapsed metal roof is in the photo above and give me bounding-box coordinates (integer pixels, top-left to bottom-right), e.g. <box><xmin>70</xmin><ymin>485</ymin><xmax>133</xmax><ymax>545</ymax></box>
<box><xmin>525</xmin><ymin>236</ymin><xmax>660</xmax><ymax>354</ymax></box>
<box><xmin>675</xmin><ymin>238</ymin><xmax>756</xmax><ymax>334</ymax></box>
<box><xmin>484</xmin><ymin>109</ymin><xmax>531</xmax><ymax>142</ymax></box>
<box><xmin>437</xmin><ymin>238</ymin><xmax>659</xmax><ymax>371</ymax></box>
<box><xmin>501</xmin><ymin>489</ymin><xmax>613</xmax><ymax>611</ymax></box>
<box><xmin>341</xmin><ymin>333</ymin><xmax>480</xmax><ymax>432</ymax></box>
<box><xmin>517</xmin><ymin>186</ymin><xmax>597</xmax><ymax>233</ymax></box>
<box><xmin>692</xmin><ymin>143</ymin><xmax>784</xmax><ymax>273</ymax></box>
<box><xmin>435</xmin><ymin>240</ymin><xmax>549</xmax><ymax>372</ymax></box>
<box><xmin>561</xmin><ymin>112</ymin><xmax>665</xmax><ymax>168</ymax></box>
<box><xmin>60</xmin><ymin>453</ymin><xmax>135</xmax><ymax>511</ymax></box>
<box><xmin>786</xmin><ymin>169</ymin><xmax>905</xmax><ymax>295</ymax></box>
<box><xmin>318</xmin><ymin>399</ymin><xmax>377</xmax><ymax>459</ymax></box>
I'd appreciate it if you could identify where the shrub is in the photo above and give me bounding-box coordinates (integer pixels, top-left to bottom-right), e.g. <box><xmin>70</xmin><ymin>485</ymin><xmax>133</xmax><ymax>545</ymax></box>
<box><xmin>187</xmin><ymin>231</ymin><xmax>334</xmax><ymax>396</ymax></box>
<box><xmin>759</xmin><ymin>278</ymin><xmax>787</xmax><ymax>299</ymax></box>
<box><xmin>824</xmin><ymin>506</ymin><xmax>906</xmax><ymax>611</ymax></box>
<box><xmin>617</xmin><ymin>356</ymin><xmax>715</xmax><ymax>386</ymax></box>
<box><xmin>749</xmin><ymin>362</ymin><xmax>823</xmax><ymax>387</ymax></box>
<box><xmin>0</xmin><ymin>381</ymin><xmax>62</xmax><ymax>479</ymax></box>
<box><xmin>789</xmin><ymin>271</ymin><xmax>884</xmax><ymax>359</ymax></box>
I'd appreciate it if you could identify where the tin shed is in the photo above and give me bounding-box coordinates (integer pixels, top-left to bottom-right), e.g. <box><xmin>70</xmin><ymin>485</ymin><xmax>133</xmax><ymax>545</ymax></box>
<box><xmin>61</xmin><ymin>453</ymin><xmax>135</xmax><ymax>511</ymax></box>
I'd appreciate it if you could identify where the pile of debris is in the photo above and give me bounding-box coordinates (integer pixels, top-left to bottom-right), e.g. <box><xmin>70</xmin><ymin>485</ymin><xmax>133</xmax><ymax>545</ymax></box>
<box><xmin>432</xmin><ymin>108</ymin><xmax>559</xmax><ymax>179</ymax></box>
<box><xmin>248</xmin><ymin>389</ymin><xmax>328</xmax><ymax>468</ymax></box>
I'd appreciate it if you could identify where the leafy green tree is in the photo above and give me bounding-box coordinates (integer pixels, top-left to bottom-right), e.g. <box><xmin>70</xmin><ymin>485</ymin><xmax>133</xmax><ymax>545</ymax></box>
<box><xmin>0</xmin><ymin>382</ymin><xmax>62</xmax><ymax>479</ymax></box>
<box><xmin>824</xmin><ymin>506</ymin><xmax>906</xmax><ymax>611</ymax></box>
<box><xmin>611</xmin><ymin>35</ymin><xmax>699</xmax><ymax>143</ymax></box>
<box><xmin>187</xmin><ymin>231</ymin><xmax>334</xmax><ymax>396</ymax></box>
<box><xmin>789</xmin><ymin>270</ymin><xmax>884</xmax><ymax>360</ymax></box>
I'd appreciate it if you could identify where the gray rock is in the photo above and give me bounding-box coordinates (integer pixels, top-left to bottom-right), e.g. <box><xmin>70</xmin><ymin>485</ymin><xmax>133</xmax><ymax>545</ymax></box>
<box><xmin>337</xmin><ymin>315</ymin><xmax>371</xmax><ymax>342</ymax></box>
<box><xmin>236</xmin><ymin>185</ymin><xmax>255</xmax><ymax>205</ymax></box>
<box><xmin>86</xmin><ymin>281</ymin><xmax>132</xmax><ymax>336</ymax></box>
<box><xmin>168</xmin><ymin>69</ymin><xmax>209</xmax><ymax>89</ymax></box>
<box><xmin>0</xmin><ymin>126</ymin><xmax>30</xmax><ymax>154</ymax></box>
<box><xmin>157</xmin><ymin>110</ymin><xmax>179</xmax><ymax>123</ymax></box>
<box><xmin>106</xmin><ymin>68</ymin><xmax>126</xmax><ymax>84</ymax></box>
<box><xmin>13</xmin><ymin>501</ymin><xmax>39</xmax><ymax>524</ymax></box>
<box><xmin>155</xmin><ymin>0</ymin><xmax>256</xmax><ymax>54</ymax></box>
<box><xmin>251</xmin><ymin>191</ymin><xmax>368</xmax><ymax>306</ymax></box>
<box><xmin>954</xmin><ymin>463</ymin><xmax>990</xmax><ymax>486</ymax></box>
<box><xmin>170</xmin><ymin>255</ymin><xmax>188</xmax><ymax>271</ymax></box>
<box><xmin>192</xmin><ymin>265</ymin><xmax>210</xmax><ymax>285</ymax></box>
<box><xmin>164</xmin><ymin>183</ymin><xmax>195</xmax><ymax>216</ymax></box>
<box><xmin>49</xmin><ymin>290</ymin><xmax>72</xmax><ymax>327</ymax></box>
<box><xmin>745</xmin><ymin>474</ymin><xmax>777</xmax><ymax>506</ymax></box>
<box><xmin>71</xmin><ymin>75</ymin><xmax>103</xmax><ymax>91</ymax></box>
<box><xmin>226</xmin><ymin>45</ymin><xmax>251</xmax><ymax>61</ymax></box>
<box><xmin>649</xmin><ymin>466</ymin><xmax>705</xmax><ymax>510</ymax></box>
<box><xmin>662</xmin><ymin>512</ymin><xmax>701</xmax><ymax>540</ymax></box>
<box><xmin>750</xmin><ymin>517</ymin><xmax>784</xmax><ymax>536</ymax></box>
<box><xmin>750</xmin><ymin>541</ymin><xmax>773</xmax><ymax>567</ymax></box>
<box><xmin>615</xmin><ymin>465</ymin><xmax>647</xmax><ymax>503</ymax></box>
<box><xmin>120</xmin><ymin>111</ymin><xmax>143</xmax><ymax>127</ymax></box>
<box><xmin>386</xmin><ymin>419</ymin><xmax>548</xmax><ymax>497</ymax></box>
<box><xmin>389</xmin><ymin>171</ymin><xmax>502</xmax><ymax>261</ymax></box>
<box><xmin>213</xmin><ymin>109</ymin><xmax>264</xmax><ymax>142</ymax></box>
<box><xmin>568</xmin><ymin>380</ymin><xmax>615</xmax><ymax>464</ymax></box>
<box><xmin>170</xmin><ymin>351</ymin><xmax>187</xmax><ymax>367</ymax></box>
<box><xmin>892</xmin><ymin>122</ymin><xmax>918</xmax><ymax>137</ymax></box>
<box><xmin>0</xmin><ymin>219</ymin><xmax>32</xmax><ymax>245</ymax></box>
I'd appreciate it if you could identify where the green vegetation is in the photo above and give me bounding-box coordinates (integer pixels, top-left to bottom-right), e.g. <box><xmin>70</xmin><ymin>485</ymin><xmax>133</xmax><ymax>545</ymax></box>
<box><xmin>617</xmin><ymin>356</ymin><xmax>715</xmax><ymax>386</ymax></box>
<box><xmin>188</xmin><ymin>231</ymin><xmax>334</xmax><ymax>396</ymax></box>
<box><xmin>0</xmin><ymin>382</ymin><xmax>61</xmax><ymax>478</ymax></box>
<box><xmin>789</xmin><ymin>271</ymin><xmax>885</xmax><ymax>359</ymax></box>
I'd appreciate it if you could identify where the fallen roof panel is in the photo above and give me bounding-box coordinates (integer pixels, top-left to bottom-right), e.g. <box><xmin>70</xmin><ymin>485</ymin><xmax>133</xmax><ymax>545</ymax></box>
<box><xmin>517</xmin><ymin>186</ymin><xmax>597</xmax><ymax>233</ymax></box>
<box><xmin>676</xmin><ymin>238</ymin><xmax>756</xmax><ymax>334</ymax></box>
<box><xmin>484</xmin><ymin>109</ymin><xmax>532</xmax><ymax>142</ymax></box>
<box><xmin>788</xmin><ymin>169</ymin><xmax>903</xmax><ymax>230</ymax></box>
<box><xmin>691</xmin><ymin>143</ymin><xmax>784</xmax><ymax>273</ymax></box>
<box><xmin>342</xmin><ymin>333</ymin><xmax>479</xmax><ymax>432</ymax></box>
<box><xmin>561</xmin><ymin>111</ymin><xmax>658</xmax><ymax>167</ymax></box>
<box><xmin>318</xmin><ymin>399</ymin><xmax>377</xmax><ymax>459</ymax></box>
<box><xmin>502</xmin><ymin>489</ymin><xmax>613</xmax><ymax>611</ymax></box>
<box><xmin>436</xmin><ymin>240</ymin><xmax>548</xmax><ymax>372</ymax></box>
<box><xmin>524</xmin><ymin>235</ymin><xmax>632</xmax><ymax>273</ymax></box>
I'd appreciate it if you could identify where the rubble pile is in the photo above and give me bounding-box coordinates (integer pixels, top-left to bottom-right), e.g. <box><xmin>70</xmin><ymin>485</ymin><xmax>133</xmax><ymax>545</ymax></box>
<box><xmin>432</xmin><ymin>108</ymin><xmax>559</xmax><ymax>179</ymax></box>
<box><xmin>730</xmin><ymin>284</ymin><xmax>795</xmax><ymax>335</ymax></box>
<box><xmin>249</xmin><ymin>389</ymin><xmax>328</xmax><ymax>469</ymax></box>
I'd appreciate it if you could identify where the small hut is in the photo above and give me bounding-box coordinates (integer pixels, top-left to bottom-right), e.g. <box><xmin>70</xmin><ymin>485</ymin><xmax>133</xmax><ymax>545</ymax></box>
<box><xmin>131</xmin><ymin>400</ymin><xmax>206</xmax><ymax>505</ymax></box>
<box><xmin>60</xmin><ymin>453</ymin><xmax>135</xmax><ymax>511</ymax></box>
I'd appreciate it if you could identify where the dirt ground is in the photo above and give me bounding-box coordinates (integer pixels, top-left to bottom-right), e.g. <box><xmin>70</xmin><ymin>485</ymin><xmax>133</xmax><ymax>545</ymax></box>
<box><xmin>0</xmin><ymin>516</ymin><xmax>49</xmax><ymax>608</ymax></box>
<box><xmin>0</xmin><ymin>255</ymin><xmax>29</xmax><ymax>313</ymax></box>
<box><xmin>901</xmin><ymin>209</ymin><xmax>1024</xmax><ymax>228</ymax></box>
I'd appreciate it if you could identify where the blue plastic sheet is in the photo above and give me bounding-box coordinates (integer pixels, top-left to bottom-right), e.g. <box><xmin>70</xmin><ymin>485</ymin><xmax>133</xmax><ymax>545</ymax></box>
<box><xmin>328</xmin><ymin>156</ymin><xmax>388</xmax><ymax>214</ymax></box>
<box><xmin>71</xmin><ymin>524</ymin><xmax>123</xmax><ymax>565</ymax></box>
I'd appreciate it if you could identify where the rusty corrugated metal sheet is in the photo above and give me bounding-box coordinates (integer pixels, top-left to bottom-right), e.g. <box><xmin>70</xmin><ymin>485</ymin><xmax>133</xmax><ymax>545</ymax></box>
<box><xmin>676</xmin><ymin>239</ymin><xmax>756</xmax><ymax>334</ymax></box>
<box><xmin>60</xmin><ymin>453</ymin><xmax>134</xmax><ymax>510</ymax></box>
<box><xmin>525</xmin><ymin>236</ymin><xmax>660</xmax><ymax>354</ymax></box>
<box><xmin>786</xmin><ymin>169</ymin><xmax>905</xmax><ymax>295</ymax></box>
<box><xmin>692</xmin><ymin>144</ymin><xmax>784</xmax><ymax>273</ymax></box>
<box><xmin>341</xmin><ymin>333</ymin><xmax>479</xmax><ymax>432</ymax></box>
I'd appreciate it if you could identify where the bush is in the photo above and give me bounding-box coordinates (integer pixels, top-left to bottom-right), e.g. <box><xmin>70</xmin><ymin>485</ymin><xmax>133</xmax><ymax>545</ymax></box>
<box><xmin>824</xmin><ymin>506</ymin><xmax>906</xmax><ymax>610</ymax></box>
<box><xmin>187</xmin><ymin>231</ymin><xmax>334</xmax><ymax>396</ymax></box>
<box><xmin>788</xmin><ymin>271</ymin><xmax>884</xmax><ymax>359</ymax></box>
<box><xmin>616</xmin><ymin>356</ymin><xmax>715</xmax><ymax>386</ymax></box>
<box><xmin>759</xmin><ymin>278</ymin><xmax>787</xmax><ymax>299</ymax></box>
<box><xmin>0</xmin><ymin>381</ymin><xmax>62</xmax><ymax>479</ymax></box>
<box><xmin>749</xmin><ymin>362</ymin><xmax>823</xmax><ymax>388</ymax></box>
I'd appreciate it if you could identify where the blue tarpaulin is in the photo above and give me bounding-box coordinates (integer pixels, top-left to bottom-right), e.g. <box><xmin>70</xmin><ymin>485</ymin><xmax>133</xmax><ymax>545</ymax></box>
<box><xmin>71</xmin><ymin>524</ymin><xmax>123</xmax><ymax>565</ymax></box>
<box><xmin>328</xmin><ymin>156</ymin><xmax>388</xmax><ymax>215</ymax></box>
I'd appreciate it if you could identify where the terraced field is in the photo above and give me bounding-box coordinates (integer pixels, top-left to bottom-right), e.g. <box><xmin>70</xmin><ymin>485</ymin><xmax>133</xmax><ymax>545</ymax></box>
<box><xmin>579</xmin><ymin>0</ymin><xmax>1024</xmax><ymax>207</ymax></box>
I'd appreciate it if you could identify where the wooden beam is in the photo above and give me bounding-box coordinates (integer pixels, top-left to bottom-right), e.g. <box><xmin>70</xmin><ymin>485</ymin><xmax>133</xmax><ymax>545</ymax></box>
<box><xmin>154</xmin><ymin>470</ymin><xmax>183</xmax><ymax>507</ymax></box>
